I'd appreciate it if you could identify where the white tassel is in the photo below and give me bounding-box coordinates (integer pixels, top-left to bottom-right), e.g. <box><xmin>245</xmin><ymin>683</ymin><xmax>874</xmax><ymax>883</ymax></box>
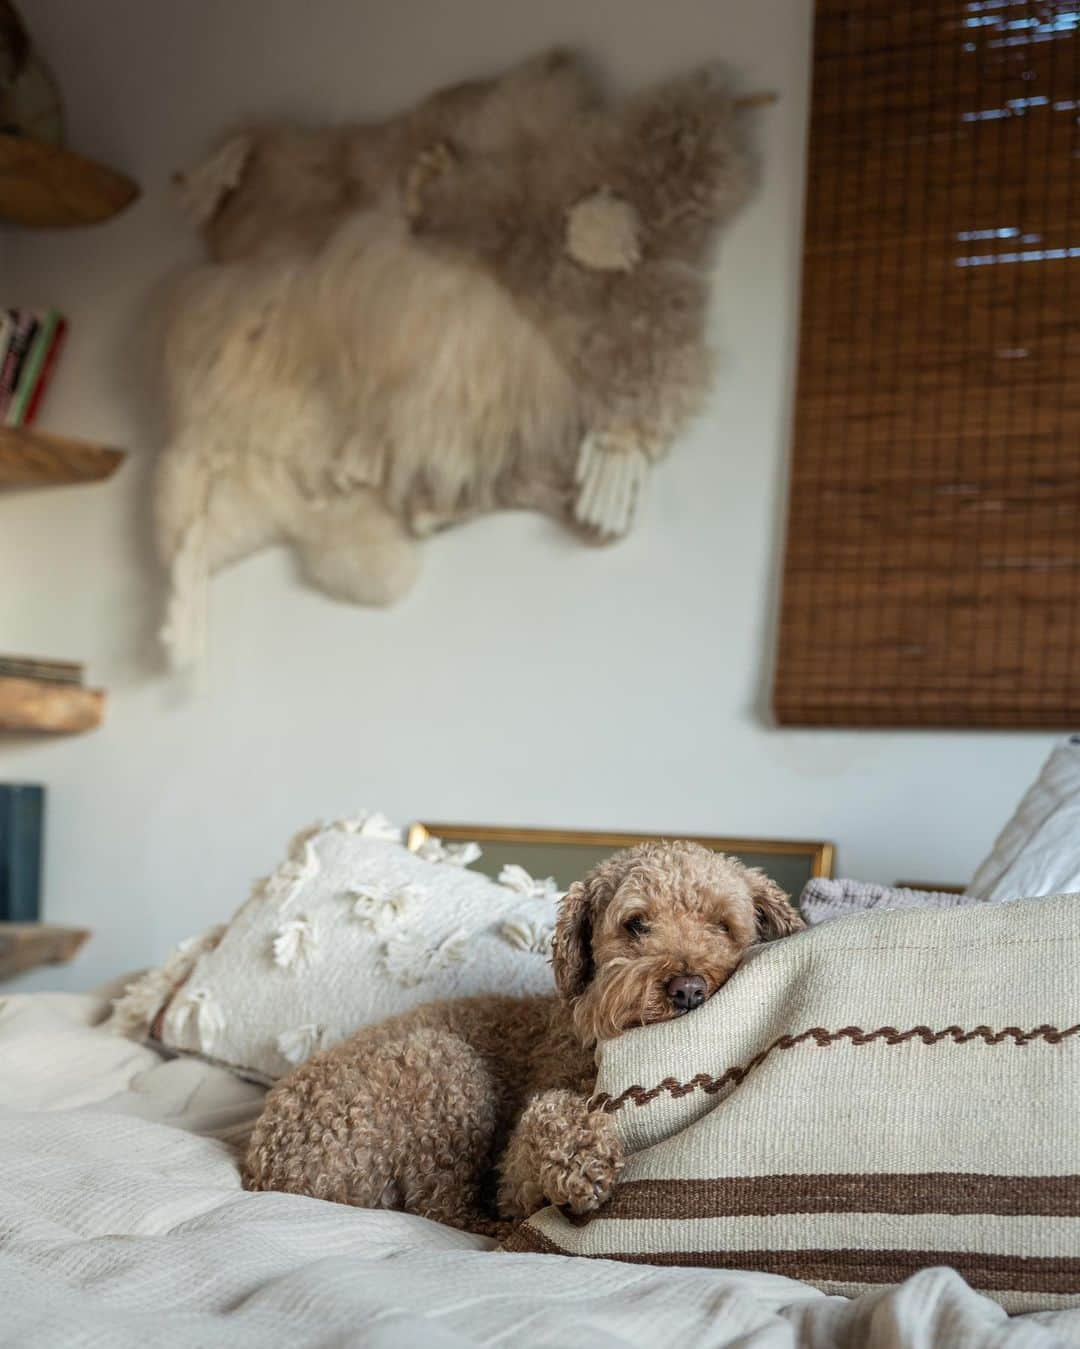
<box><xmin>380</xmin><ymin>926</ymin><xmax>468</xmax><ymax>987</ymax></box>
<box><xmin>573</xmin><ymin>433</ymin><xmax>650</xmax><ymax>539</ymax></box>
<box><xmin>271</xmin><ymin>917</ymin><xmax>317</xmax><ymax>970</ymax></box>
<box><xmin>499</xmin><ymin>917</ymin><xmax>554</xmax><ymax>956</ymax></box>
<box><xmin>276</xmin><ymin>1023</ymin><xmax>326</xmax><ymax>1066</ymax></box>
<box><xmin>338</xmin><ymin>810</ymin><xmax>404</xmax><ymax>843</ymax></box>
<box><xmin>498</xmin><ymin>863</ymin><xmax>562</xmax><ymax>903</ymax></box>
<box><xmin>348</xmin><ymin>882</ymin><xmax>422</xmax><ymax>932</ymax></box>
<box><xmin>356</xmin><ymin>811</ymin><xmax>404</xmax><ymax>842</ymax></box>
<box><xmin>415</xmin><ymin>836</ymin><xmax>482</xmax><ymax>867</ymax></box>
<box><xmin>172</xmin><ymin>987</ymin><xmax>226</xmax><ymax>1054</ymax></box>
<box><xmin>443</xmin><ymin>841</ymin><xmax>482</xmax><ymax>867</ymax></box>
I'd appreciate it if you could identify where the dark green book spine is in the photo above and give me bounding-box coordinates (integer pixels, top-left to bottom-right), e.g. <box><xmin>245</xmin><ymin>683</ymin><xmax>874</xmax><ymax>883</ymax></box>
<box><xmin>0</xmin><ymin>784</ymin><xmax>44</xmax><ymax>922</ymax></box>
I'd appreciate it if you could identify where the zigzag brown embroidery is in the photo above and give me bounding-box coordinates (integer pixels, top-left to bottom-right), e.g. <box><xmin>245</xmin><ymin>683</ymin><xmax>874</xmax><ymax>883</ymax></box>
<box><xmin>593</xmin><ymin>1023</ymin><xmax>1080</xmax><ymax>1113</ymax></box>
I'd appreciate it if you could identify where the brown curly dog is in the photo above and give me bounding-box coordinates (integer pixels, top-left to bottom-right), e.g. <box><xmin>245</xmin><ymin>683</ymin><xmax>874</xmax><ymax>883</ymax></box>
<box><xmin>242</xmin><ymin>841</ymin><xmax>804</xmax><ymax>1235</ymax></box>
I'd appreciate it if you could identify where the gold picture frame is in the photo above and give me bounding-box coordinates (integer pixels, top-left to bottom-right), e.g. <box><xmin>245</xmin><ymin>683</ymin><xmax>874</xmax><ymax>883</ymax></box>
<box><xmin>407</xmin><ymin>823</ymin><xmax>834</xmax><ymax>901</ymax></box>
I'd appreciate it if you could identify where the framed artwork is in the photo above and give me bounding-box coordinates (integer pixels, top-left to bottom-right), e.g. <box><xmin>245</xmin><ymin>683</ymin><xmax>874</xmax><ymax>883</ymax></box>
<box><xmin>407</xmin><ymin>823</ymin><xmax>833</xmax><ymax>902</ymax></box>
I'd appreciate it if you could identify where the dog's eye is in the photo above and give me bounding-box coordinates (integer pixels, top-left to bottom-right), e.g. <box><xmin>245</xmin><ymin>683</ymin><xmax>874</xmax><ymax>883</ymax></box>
<box><xmin>713</xmin><ymin>922</ymin><xmax>730</xmax><ymax>935</ymax></box>
<box><xmin>624</xmin><ymin>915</ymin><xmax>649</xmax><ymax>938</ymax></box>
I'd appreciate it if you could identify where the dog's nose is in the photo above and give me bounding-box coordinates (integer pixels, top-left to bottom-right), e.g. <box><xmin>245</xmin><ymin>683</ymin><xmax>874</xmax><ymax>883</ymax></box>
<box><xmin>666</xmin><ymin>973</ymin><xmax>707</xmax><ymax>1013</ymax></box>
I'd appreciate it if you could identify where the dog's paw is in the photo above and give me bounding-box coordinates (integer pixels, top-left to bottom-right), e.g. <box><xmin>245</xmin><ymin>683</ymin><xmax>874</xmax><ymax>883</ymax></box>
<box><xmin>540</xmin><ymin>1123</ymin><xmax>624</xmax><ymax>1215</ymax></box>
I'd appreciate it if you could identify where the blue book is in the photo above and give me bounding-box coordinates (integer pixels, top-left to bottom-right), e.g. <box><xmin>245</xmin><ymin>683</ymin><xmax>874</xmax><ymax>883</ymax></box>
<box><xmin>0</xmin><ymin>784</ymin><xmax>44</xmax><ymax>922</ymax></box>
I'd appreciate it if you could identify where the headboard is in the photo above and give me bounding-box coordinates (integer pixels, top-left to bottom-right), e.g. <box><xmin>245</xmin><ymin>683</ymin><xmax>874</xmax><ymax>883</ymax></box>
<box><xmin>407</xmin><ymin>824</ymin><xmax>833</xmax><ymax>901</ymax></box>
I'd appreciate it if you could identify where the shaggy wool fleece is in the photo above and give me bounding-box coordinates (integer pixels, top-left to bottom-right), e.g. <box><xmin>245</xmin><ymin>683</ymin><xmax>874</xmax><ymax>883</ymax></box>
<box><xmin>157</xmin><ymin>50</ymin><xmax>756</xmax><ymax>667</ymax></box>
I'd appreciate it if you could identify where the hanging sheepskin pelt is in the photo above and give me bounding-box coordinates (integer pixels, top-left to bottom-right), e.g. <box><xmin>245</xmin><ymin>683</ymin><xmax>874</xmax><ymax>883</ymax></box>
<box><xmin>156</xmin><ymin>50</ymin><xmax>758</xmax><ymax>668</ymax></box>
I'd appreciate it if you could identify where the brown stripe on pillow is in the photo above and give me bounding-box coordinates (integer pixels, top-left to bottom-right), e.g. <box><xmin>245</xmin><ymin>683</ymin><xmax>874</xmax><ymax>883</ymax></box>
<box><xmin>634</xmin><ymin>1251</ymin><xmax>1080</xmax><ymax>1297</ymax></box>
<box><xmin>501</xmin><ymin>1233</ymin><xmax>1080</xmax><ymax>1296</ymax></box>
<box><xmin>503</xmin><ymin>1226</ymin><xmax>575</xmax><ymax>1256</ymax></box>
<box><xmin>501</xmin><ymin>1226</ymin><xmax>1080</xmax><ymax>1293</ymax></box>
<box><xmin>584</xmin><ymin>1174</ymin><xmax>1080</xmax><ymax>1221</ymax></box>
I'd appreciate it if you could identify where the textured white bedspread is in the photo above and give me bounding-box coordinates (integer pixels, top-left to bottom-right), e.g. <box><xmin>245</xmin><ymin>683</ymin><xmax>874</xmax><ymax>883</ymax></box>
<box><xmin>1</xmin><ymin>991</ymin><xmax>1078</xmax><ymax>1348</ymax></box>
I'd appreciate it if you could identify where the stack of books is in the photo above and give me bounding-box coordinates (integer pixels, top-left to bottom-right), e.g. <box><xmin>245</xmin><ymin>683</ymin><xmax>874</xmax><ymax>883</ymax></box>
<box><xmin>0</xmin><ymin>654</ymin><xmax>83</xmax><ymax>686</ymax></box>
<box><xmin>0</xmin><ymin>308</ymin><xmax>67</xmax><ymax>427</ymax></box>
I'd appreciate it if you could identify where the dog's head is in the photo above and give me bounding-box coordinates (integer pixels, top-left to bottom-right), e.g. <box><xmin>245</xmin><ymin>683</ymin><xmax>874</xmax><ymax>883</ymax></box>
<box><xmin>552</xmin><ymin>840</ymin><xmax>804</xmax><ymax>1045</ymax></box>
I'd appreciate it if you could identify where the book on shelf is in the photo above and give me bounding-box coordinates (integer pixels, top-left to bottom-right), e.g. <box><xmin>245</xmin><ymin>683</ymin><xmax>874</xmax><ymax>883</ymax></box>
<box><xmin>0</xmin><ymin>784</ymin><xmax>44</xmax><ymax>923</ymax></box>
<box><xmin>0</xmin><ymin>655</ymin><xmax>84</xmax><ymax>686</ymax></box>
<box><xmin>0</xmin><ymin>308</ymin><xmax>67</xmax><ymax>428</ymax></box>
<box><xmin>0</xmin><ymin>310</ymin><xmax>37</xmax><ymax>420</ymax></box>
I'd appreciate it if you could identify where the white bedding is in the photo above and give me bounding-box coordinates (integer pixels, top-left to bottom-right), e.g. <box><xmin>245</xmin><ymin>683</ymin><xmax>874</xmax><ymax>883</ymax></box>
<box><xmin>1</xmin><ymin>992</ymin><xmax>1078</xmax><ymax>1348</ymax></box>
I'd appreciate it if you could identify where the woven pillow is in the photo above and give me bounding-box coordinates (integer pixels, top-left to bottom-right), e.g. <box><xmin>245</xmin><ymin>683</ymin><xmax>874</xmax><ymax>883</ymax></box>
<box><xmin>504</xmin><ymin>894</ymin><xmax>1080</xmax><ymax>1313</ymax></box>
<box><xmin>110</xmin><ymin>814</ymin><xmax>559</xmax><ymax>1081</ymax></box>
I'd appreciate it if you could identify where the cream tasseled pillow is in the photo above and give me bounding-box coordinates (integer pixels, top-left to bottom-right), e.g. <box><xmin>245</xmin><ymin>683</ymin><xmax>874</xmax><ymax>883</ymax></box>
<box><xmin>109</xmin><ymin>813</ymin><xmax>560</xmax><ymax>1082</ymax></box>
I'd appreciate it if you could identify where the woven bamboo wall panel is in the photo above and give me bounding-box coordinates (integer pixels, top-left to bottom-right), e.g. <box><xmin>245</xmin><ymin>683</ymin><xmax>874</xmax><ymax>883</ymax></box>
<box><xmin>774</xmin><ymin>0</ymin><xmax>1080</xmax><ymax>727</ymax></box>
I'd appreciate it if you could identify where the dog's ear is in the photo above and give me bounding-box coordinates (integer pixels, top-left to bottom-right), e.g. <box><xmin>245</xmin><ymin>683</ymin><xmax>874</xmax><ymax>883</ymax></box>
<box><xmin>552</xmin><ymin>850</ymin><xmax>640</xmax><ymax>1000</ymax></box>
<box><xmin>749</xmin><ymin>871</ymin><xmax>805</xmax><ymax>940</ymax></box>
<box><xmin>173</xmin><ymin>132</ymin><xmax>255</xmax><ymax>227</ymax></box>
<box><xmin>551</xmin><ymin>877</ymin><xmax>600</xmax><ymax>1001</ymax></box>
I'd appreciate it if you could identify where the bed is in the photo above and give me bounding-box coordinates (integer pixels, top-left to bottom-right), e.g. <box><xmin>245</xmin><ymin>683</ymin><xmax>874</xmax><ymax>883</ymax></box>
<box><xmin>2</xmin><ymin>986</ymin><xmax>1077</xmax><ymax>1348</ymax></box>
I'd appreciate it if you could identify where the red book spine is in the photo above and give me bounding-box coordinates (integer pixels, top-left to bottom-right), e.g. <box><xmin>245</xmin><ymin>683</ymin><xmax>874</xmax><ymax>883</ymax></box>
<box><xmin>22</xmin><ymin>318</ymin><xmax>68</xmax><ymax>426</ymax></box>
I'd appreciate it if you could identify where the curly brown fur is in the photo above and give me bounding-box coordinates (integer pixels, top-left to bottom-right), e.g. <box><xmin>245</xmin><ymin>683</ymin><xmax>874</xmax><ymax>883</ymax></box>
<box><xmin>243</xmin><ymin>842</ymin><xmax>803</xmax><ymax>1235</ymax></box>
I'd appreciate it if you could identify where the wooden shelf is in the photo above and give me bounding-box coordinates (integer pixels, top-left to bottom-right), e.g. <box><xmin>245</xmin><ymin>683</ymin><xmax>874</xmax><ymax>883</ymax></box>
<box><xmin>0</xmin><ymin>924</ymin><xmax>90</xmax><ymax>980</ymax></box>
<box><xmin>0</xmin><ymin>425</ymin><xmax>125</xmax><ymax>487</ymax></box>
<box><xmin>0</xmin><ymin>133</ymin><xmax>139</xmax><ymax>227</ymax></box>
<box><xmin>0</xmin><ymin>676</ymin><xmax>105</xmax><ymax>733</ymax></box>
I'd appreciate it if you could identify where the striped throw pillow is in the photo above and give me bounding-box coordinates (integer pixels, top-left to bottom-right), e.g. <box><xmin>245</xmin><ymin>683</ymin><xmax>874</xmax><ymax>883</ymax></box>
<box><xmin>503</xmin><ymin>893</ymin><xmax>1080</xmax><ymax>1313</ymax></box>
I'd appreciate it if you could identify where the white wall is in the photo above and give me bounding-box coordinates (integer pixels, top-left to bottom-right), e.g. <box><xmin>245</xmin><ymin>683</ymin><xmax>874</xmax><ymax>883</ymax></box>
<box><xmin>1</xmin><ymin>0</ymin><xmax>1052</xmax><ymax>992</ymax></box>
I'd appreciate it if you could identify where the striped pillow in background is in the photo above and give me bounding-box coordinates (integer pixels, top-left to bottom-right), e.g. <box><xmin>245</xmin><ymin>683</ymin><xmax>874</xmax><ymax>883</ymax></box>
<box><xmin>798</xmin><ymin>877</ymin><xmax>979</xmax><ymax>925</ymax></box>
